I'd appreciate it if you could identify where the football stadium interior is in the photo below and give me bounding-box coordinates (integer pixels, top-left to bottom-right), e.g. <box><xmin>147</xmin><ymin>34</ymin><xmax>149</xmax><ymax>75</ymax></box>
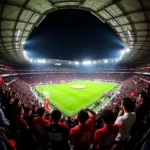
<box><xmin>0</xmin><ymin>0</ymin><xmax>150</xmax><ymax>150</ymax></box>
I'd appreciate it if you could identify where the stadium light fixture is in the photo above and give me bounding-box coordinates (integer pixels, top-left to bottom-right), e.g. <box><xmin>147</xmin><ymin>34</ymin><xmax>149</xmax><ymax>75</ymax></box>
<box><xmin>83</xmin><ymin>60</ymin><xmax>92</xmax><ymax>65</ymax></box>
<box><xmin>104</xmin><ymin>59</ymin><xmax>108</xmax><ymax>63</ymax></box>
<box><xmin>37</xmin><ymin>59</ymin><xmax>41</xmax><ymax>63</ymax></box>
<box><xmin>42</xmin><ymin>59</ymin><xmax>46</xmax><ymax>63</ymax></box>
<box><xmin>93</xmin><ymin>61</ymin><xmax>96</xmax><ymax>64</ymax></box>
<box><xmin>16</xmin><ymin>29</ymin><xmax>20</xmax><ymax>41</ymax></box>
<box><xmin>29</xmin><ymin>59</ymin><xmax>33</xmax><ymax>62</ymax></box>
<box><xmin>121</xmin><ymin>50</ymin><xmax>126</xmax><ymax>55</ymax></box>
<box><xmin>22</xmin><ymin>41</ymin><xmax>26</xmax><ymax>45</ymax></box>
<box><xmin>75</xmin><ymin>61</ymin><xmax>79</xmax><ymax>65</ymax></box>
<box><xmin>126</xmin><ymin>48</ymin><xmax>130</xmax><ymax>53</ymax></box>
<box><xmin>17</xmin><ymin>30</ymin><xmax>20</xmax><ymax>37</ymax></box>
<box><xmin>128</xmin><ymin>30</ymin><xmax>132</xmax><ymax>41</ymax></box>
<box><xmin>55</xmin><ymin>63</ymin><xmax>61</xmax><ymax>66</ymax></box>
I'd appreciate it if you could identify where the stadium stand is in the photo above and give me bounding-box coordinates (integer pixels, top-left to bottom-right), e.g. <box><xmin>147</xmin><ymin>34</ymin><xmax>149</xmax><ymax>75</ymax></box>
<box><xmin>0</xmin><ymin>67</ymin><xmax>150</xmax><ymax>150</ymax></box>
<box><xmin>0</xmin><ymin>0</ymin><xmax>150</xmax><ymax>149</ymax></box>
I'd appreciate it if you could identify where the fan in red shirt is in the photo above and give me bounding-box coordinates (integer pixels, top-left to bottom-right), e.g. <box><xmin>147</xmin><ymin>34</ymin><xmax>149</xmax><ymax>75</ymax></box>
<box><xmin>70</xmin><ymin>108</ymin><xmax>96</xmax><ymax>150</ymax></box>
<box><xmin>15</xmin><ymin>106</ymin><xmax>28</xmax><ymax>132</ymax></box>
<box><xmin>44</xmin><ymin>99</ymin><xmax>50</xmax><ymax>112</ymax></box>
<box><xmin>93</xmin><ymin>109</ymin><xmax>119</xmax><ymax>150</ymax></box>
<box><xmin>33</xmin><ymin>107</ymin><xmax>51</xmax><ymax>141</ymax></box>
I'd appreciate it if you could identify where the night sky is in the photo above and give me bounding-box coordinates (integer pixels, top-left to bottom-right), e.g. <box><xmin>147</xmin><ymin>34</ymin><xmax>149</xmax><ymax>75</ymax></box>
<box><xmin>25</xmin><ymin>9</ymin><xmax>124</xmax><ymax>61</ymax></box>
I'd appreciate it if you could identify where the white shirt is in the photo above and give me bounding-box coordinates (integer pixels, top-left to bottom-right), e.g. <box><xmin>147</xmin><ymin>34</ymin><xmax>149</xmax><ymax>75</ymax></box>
<box><xmin>115</xmin><ymin>112</ymin><xmax>136</xmax><ymax>141</ymax></box>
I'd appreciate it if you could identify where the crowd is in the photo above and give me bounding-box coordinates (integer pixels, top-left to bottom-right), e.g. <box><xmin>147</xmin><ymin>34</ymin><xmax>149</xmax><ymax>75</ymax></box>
<box><xmin>0</xmin><ymin>73</ymin><xmax>150</xmax><ymax>150</ymax></box>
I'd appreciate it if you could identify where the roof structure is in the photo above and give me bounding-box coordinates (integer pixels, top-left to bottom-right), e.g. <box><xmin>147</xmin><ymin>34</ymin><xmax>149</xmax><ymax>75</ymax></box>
<box><xmin>0</xmin><ymin>0</ymin><xmax>150</xmax><ymax>65</ymax></box>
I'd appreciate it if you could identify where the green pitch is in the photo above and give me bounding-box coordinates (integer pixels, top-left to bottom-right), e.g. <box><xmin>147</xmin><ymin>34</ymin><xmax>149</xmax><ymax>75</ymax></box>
<box><xmin>34</xmin><ymin>80</ymin><xmax>118</xmax><ymax>116</ymax></box>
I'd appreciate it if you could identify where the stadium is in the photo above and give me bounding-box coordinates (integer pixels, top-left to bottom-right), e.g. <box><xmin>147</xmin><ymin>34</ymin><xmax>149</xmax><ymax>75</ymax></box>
<box><xmin>0</xmin><ymin>0</ymin><xmax>150</xmax><ymax>150</ymax></box>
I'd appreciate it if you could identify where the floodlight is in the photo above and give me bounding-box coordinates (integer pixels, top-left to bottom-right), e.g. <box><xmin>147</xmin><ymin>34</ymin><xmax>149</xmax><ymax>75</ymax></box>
<box><xmin>128</xmin><ymin>30</ymin><xmax>132</xmax><ymax>41</ymax></box>
<box><xmin>17</xmin><ymin>30</ymin><xmax>20</xmax><ymax>37</ymax></box>
<box><xmin>121</xmin><ymin>50</ymin><xmax>125</xmax><ymax>55</ymax></box>
<box><xmin>104</xmin><ymin>59</ymin><xmax>108</xmax><ymax>63</ymax></box>
<box><xmin>29</xmin><ymin>59</ymin><xmax>33</xmax><ymax>62</ymax></box>
<box><xmin>55</xmin><ymin>63</ymin><xmax>61</xmax><ymax>66</ymax></box>
<box><xmin>115</xmin><ymin>59</ymin><xmax>119</xmax><ymax>62</ymax></box>
<box><xmin>93</xmin><ymin>61</ymin><xmax>96</xmax><ymax>64</ymax></box>
<box><xmin>22</xmin><ymin>41</ymin><xmax>26</xmax><ymax>45</ymax></box>
<box><xmin>83</xmin><ymin>60</ymin><xmax>92</xmax><ymax>65</ymax></box>
<box><xmin>126</xmin><ymin>48</ymin><xmax>130</xmax><ymax>52</ymax></box>
<box><xmin>42</xmin><ymin>59</ymin><xmax>46</xmax><ymax>63</ymax></box>
<box><xmin>75</xmin><ymin>61</ymin><xmax>79</xmax><ymax>65</ymax></box>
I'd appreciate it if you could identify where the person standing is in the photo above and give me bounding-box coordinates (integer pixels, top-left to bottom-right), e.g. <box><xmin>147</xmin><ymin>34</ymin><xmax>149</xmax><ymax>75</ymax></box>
<box><xmin>45</xmin><ymin>110</ymin><xmax>70</xmax><ymax>150</ymax></box>
<box><xmin>70</xmin><ymin>109</ymin><xmax>96</xmax><ymax>150</ymax></box>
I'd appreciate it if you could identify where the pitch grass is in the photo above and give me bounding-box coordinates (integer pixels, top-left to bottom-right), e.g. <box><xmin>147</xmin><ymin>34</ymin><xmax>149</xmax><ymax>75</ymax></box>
<box><xmin>34</xmin><ymin>80</ymin><xmax>118</xmax><ymax>116</ymax></box>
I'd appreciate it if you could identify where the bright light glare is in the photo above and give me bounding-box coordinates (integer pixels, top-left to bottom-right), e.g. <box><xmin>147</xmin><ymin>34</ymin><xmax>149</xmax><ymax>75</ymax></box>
<box><xmin>83</xmin><ymin>60</ymin><xmax>92</xmax><ymax>65</ymax></box>
<box><xmin>22</xmin><ymin>41</ymin><xmax>26</xmax><ymax>45</ymax></box>
<box><xmin>126</xmin><ymin>48</ymin><xmax>130</xmax><ymax>52</ymax></box>
<box><xmin>93</xmin><ymin>61</ymin><xmax>96</xmax><ymax>64</ymax></box>
<box><xmin>75</xmin><ymin>61</ymin><xmax>79</xmax><ymax>65</ymax></box>
<box><xmin>104</xmin><ymin>59</ymin><xmax>108</xmax><ymax>63</ymax></box>
<box><xmin>55</xmin><ymin>63</ymin><xmax>61</xmax><ymax>66</ymax></box>
<box><xmin>116</xmin><ymin>59</ymin><xmax>119</xmax><ymax>62</ymax></box>
<box><xmin>42</xmin><ymin>59</ymin><xmax>46</xmax><ymax>63</ymax></box>
<box><xmin>121</xmin><ymin>50</ymin><xmax>125</xmax><ymax>55</ymax></box>
<box><xmin>29</xmin><ymin>59</ymin><xmax>33</xmax><ymax>62</ymax></box>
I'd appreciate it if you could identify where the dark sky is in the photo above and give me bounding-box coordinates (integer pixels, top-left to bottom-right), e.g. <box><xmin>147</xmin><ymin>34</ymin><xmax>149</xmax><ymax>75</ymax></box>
<box><xmin>25</xmin><ymin>9</ymin><xmax>124</xmax><ymax>61</ymax></box>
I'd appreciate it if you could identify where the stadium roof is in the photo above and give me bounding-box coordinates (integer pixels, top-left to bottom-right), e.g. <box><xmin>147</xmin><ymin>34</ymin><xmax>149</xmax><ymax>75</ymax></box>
<box><xmin>0</xmin><ymin>0</ymin><xmax>150</xmax><ymax>65</ymax></box>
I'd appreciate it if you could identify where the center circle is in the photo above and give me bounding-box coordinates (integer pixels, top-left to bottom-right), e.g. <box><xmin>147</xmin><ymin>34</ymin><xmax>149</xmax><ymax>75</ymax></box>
<box><xmin>72</xmin><ymin>85</ymin><xmax>86</xmax><ymax>89</ymax></box>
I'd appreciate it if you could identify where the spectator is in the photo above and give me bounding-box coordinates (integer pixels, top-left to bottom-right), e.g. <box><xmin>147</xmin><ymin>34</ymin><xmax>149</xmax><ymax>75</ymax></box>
<box><xmin>24</xmin><ymin>106</ymin><xmax>35</xmax><ymax>133</ymax></box>
<box><xmin>132</xmin><ymin>91</ymin><xmax>150</xmax><ymax>134</ymax></box>
<box><xmin>93</xmin><ymin>109</ymin><xmax>119</xmax><ymax>150</ymax></box>
<box><xmin>70</xmin><ymin>109</ymin><xmax>96</xmax><ymax>150</ymax></box>
<box><xmin>0</xmin><ymin>106</ymin><xmax>10</xmax><ymax>127</ymax></box>
<box><xmin>32</xmin><ymin>105</ymin><xmax>38</xmax><ymax>115</ymax></box>
<box><xmin>45</xmin><ymin>109</ymin><xmax>70</xmax><ymax>150</ymax></box>
<box><xmin>33</xmin><ymin>107</ymin><xmax>50</xmax><ymax>142</ymax></box>
<box><xmin>67</xmin><ymin>117</ymin><xmax>73</xmax><ymax>128</ymax></box>
<box><xmin>115</xmin><ymin>97</ymin><xmax>136</xmax><ymax>143</ymax></box>
<box><xmin>15</xmin><ymin>106</ymin><xmax>28</xmax><ymax>133</ymax></box>
<box><xmin>59</xmin><ymin>118</ymin><xmax>68</xmax><ymax>127</ymax></box>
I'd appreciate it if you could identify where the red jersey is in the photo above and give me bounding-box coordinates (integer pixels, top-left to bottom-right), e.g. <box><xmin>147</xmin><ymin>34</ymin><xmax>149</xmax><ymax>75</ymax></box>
<box><xmin>34</xmin><ymin>117</ymin><xmax>50</xmax><ymax>141</ymax></box>
<box><xmin>16</xmin><ymin>116</ymin><xmax>28</xmax><ymax>129</ymax></box>
<box><xmin>70</xmin><ymin>115</ymin><xmax>95</xmax><ymax>150</ymax></box>
<box><xmin>93</xmin><ymin>124</ymin><xmax>119</xmax><ymax>150</ymax></box>
<box><xmin>44</xmin><ymin>100</ymin><xmax>50</xmax><ymax>112</ymax></box>
<box><xmin>15</xmin><ymin>115</ymin><xmax>28</xmax><ymax>136</ymax></box>
<box><xmin>59</xmin><ymin>121</ymin><xmax>68</xmax><ymax>127</ymax></box>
